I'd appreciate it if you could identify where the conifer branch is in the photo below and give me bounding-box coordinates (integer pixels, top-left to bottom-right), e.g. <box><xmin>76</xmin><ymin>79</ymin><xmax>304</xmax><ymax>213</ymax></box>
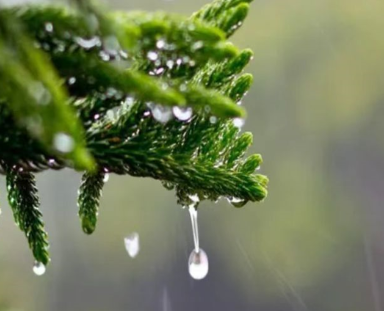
<box><xmin>0</xmin><ymin>0</ymin><xmax>268</xmax><ymax>265</ymax></box>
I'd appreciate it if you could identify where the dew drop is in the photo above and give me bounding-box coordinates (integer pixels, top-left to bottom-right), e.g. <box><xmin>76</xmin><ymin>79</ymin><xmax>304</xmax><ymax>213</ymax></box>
<box><xmin>44</xmin><ymin>22</ymin><xmax>53</xmax><ymax>33</ymax></box>
<box><xmin>103</xmin><ymin>35</ymin><xmax>120</xmax><ymax>56</ymax></box>
<box><xmin>172</xmin><ymin>106</ymin><xmax>193</xmax><ymax>121</ymax></box>
<box><xmin>53</xmin><ymin>133</ymin><xmax>74</xmax><ymax>153</ymax></box>
<box><xmin>68</xmin><ymin>77</ymin><xmax>76</xmax><ymax>85</ymax></box>
<box><xmin>209</xmin><ymin>116</ymin><xmax>217</xmax><ymax>124</ymax></box>
<box><xmin>166</xmin><ymin>60</ymin><xmax>174</xmax><ymax>69</ymax></box>
<box><xmin>233</xmin><ymin>118</ymin><xmax>245</xmax><ymax>129</ymax></box>
<box><xmin>192</xmin><ymin>41</ymin><xmax>204</xmax><ymax>50</ymax></box>
<box><xmin>188</xmin><ymin>249</ymin><xmax>209</xmax><ymax>280</ymax></box>
<box><xmin>99</xmin><ymin>50</ymin><xmax>110</xmax><ymax>61</ymax></box>
<box><xmin>75</xmin><ymin>36</ymin><xmax>101</xmax><ymax>49</ymax></box>
<box><xmin>148</xmin><ymin>103</ymin><xmax>173</xmax><ymax>124</ymax></box>
<box><xmin>156</xmin><ymin>39</ymin><xmax>166</xmax><ymax>49</ymax></box>
<box><xmin>120</xmin><ymin>50</ymin><xmax>128</xmax><ymax>59</ymax></box>
<box><xmin>147</xmin><ymin>51</ymin><xmax>158</xmax><ymax>61</ymax></box>
<box><xmin>124</xmin><ymin>232</ymin><xmax>140</xmax><ymax>258</ymax></box>
<box><xmin>33</xmin><ymin>261</ymin><xmax>46</xmax><ymax>276</ymax></box>
<box><xmin>161</xmin><ymin>181</ymin><xmax>174</xmax><ymax>190</ymax></box>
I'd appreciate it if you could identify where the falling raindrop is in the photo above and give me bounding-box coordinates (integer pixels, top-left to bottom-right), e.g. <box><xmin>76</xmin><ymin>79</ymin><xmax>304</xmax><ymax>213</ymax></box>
<box><xmin>188</xmin><ymin>205</ymin><xmax>209</xmax><ymax>280</ymax></box>
<box><xmin>124</xmin><ymin>232</ymin><xmax>140</xmax><ymax>258</ymax></box>
<box><xmin>172</xmin><ymin>106</ymin><xmax>193</xmax><ymax>121</ymax></box>
<box><xmin>103</xmin><ymin>173</ymin><xmax>110</xmax><ymax>182</ymax></box>
<box><xmin>33</xmin><ymin>261</ymin><xmax>46</xmax><ymax>276</ymax></box>
<box><xmin>53</xmin><ymin>133</ymin><xmax>74</xmax><ymax>153</ymax></box>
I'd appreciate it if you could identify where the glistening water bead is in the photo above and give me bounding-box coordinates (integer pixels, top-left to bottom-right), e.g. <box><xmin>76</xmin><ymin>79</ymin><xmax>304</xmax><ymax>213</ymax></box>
<box><xmin>188</xmin><ymin>205</ymin><xmax>209</xmax><ymax>280</ymax></box>
<box><xmin>33</xmin><ymin>261</ymin><xmax>46</xmax><ymax>276</ymax></box>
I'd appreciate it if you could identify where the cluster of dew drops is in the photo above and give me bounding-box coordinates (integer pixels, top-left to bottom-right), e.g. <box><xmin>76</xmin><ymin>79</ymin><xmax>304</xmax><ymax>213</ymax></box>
<box><xmin>33</xmin><ymin>18</ymin><xmax>246</xmax><ymax>155</ymax></box>
<box><xmin>30</xmin><ymin>18</ymin><xmax>247</xmax><ymax>279</ymax></box>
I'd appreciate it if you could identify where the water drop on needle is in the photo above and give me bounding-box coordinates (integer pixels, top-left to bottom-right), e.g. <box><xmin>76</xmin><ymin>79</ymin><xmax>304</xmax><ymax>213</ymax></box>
<box><xmin>147</xmin><ymin>51</ymin><xmax>158</xmax><ymax>61</ymax></box>
<box><xmin>53</xmin><ymin>133</ymin><xmax>74</xmax><ymax>153</ymax></box>
<box><xmin>233</xmin><ymin>118</ymin><xmax>245</xmax><ymax>129</ymax></box>
<box><xmin>124</xmin><ymin>232</ymin><xmax>140</xmax><ymax>258</ymax></box>
<box><xmin>33</xmin><ymin>261</ymin><xmax>46</xmax><ymax>276</ymax></box>
<box><xmin>173</xmin><ymin>106</ymin><xmax>193</xmax><ymax>121</ymax></box>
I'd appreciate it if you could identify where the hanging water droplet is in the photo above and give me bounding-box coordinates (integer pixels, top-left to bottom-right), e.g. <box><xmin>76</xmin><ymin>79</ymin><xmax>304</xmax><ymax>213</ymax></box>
<box><xmin>188</xmin><ymin>205</ymin><xmax>209</xmax><ymax>280</ymax></box>
<box><xmin>188</xmin><ymin>249</ymin><xmax>209</xmax><ymax>280</ymax></box>
<box><xmin>188</xmin><ymin>194</ymin><xmax>200</xmax><ymax>204</ymax></box>
<box><xmin>53</xmin><ymin>133</ymin><xmax>74</xmax><ymax>153</ymax></box>
<box><xmin>124</xmin><ymin>232</ymin><xmax>140</xmax><ymax>258</ymax></box>
<box><xmin>233</xmin><ymin>118</ymin><xmax>245</xmax><ymax>129</ymax></box>
<box><xmin>33</xmin><ymin>261</ymin><xmax>46</xmax><ymax>276</ymax></box>
<box><xmin>172</xmin><ymin>106</ymin><xmax>193</xmax><ymax>121</ymax></box>
<box><xmin>161</xmin><ymin>181</ymin><xmax>174</xmax><ymax>190</ymax></box>
<box><xmin>227</xmin><ymin>196</ymin><xmax>247</xmax><ymax>208</ymax></box>
<box><xmin>103</xmin><ymin>173</ymin><xmax>110</xmax><ymax>182</ymax></box>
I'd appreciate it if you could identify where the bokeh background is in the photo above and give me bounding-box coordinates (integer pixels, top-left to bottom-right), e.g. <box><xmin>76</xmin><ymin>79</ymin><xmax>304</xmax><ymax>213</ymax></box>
<box><xmin>1</xmin><ymin>0</ymin><xmax>384</xmax><ymax>310</ymax></box>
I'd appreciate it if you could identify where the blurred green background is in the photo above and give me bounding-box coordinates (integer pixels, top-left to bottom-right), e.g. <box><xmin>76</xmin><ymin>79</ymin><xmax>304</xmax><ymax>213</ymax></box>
<box><xmin>1</xmin><ymin>0</ymin><xmax>384</xmax><ymax>310</ymax></box>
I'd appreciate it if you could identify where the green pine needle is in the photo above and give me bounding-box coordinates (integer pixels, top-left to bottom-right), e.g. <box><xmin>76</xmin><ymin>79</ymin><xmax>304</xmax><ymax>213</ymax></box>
<box><xmin>78</xmin><ymin>170</ymin><xmax>105</xmax><ymax>234</ymax></box>
<box><xmin>5</xmin><ymin>166</ymin><xmax>50</xmax><ymax>265</ymax></box>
